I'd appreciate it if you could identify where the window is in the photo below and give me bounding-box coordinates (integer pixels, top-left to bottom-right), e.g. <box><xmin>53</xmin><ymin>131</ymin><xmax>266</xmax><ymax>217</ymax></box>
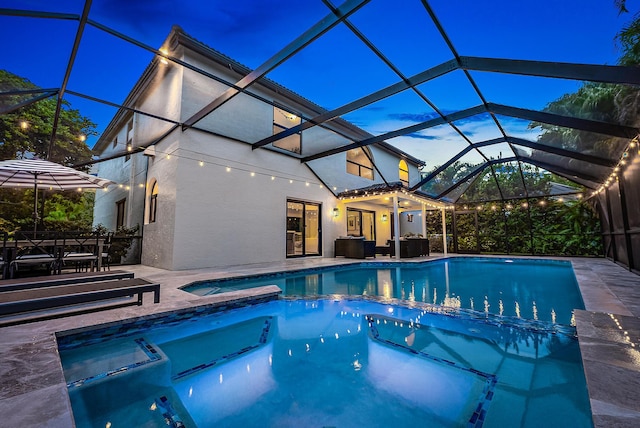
<box><xmin>149</xmin><ymin>181</ymin><xmax>158</xmax><ymax>223</ymax></box>
<box><xmin>116</xmin><ymin>199</ymin><xmax>126</xmax><ymax>229</ymax></box>
<box><xmin>346</xmin><ymin>147</ymin><xmax>374</xmax><ymax>180</ymax></box>
<box><xmin>273</xmin><ymin>106</ymin><xmax>301</xmax><ymax>154</ymax></box>
<box><xmin>399</xmin><ymin>159</ymin><xmax>409</xmax><ymax>187</ymax></box>
<box><xmin>125</xmin><ymin>119</ymin><xmax>133</xmax><ymax>162</ymax></box>
<box><xmin>112</xmin><ymin>136</ymin><xmax>118</xmax><ymax>149</ymax></box>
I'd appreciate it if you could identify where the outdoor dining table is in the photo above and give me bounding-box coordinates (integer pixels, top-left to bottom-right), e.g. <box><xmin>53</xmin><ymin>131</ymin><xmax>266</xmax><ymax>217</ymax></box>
<box><xmin>2</xmin><ymin>237</ymin><xmax>107</xmax><ymax>279</ymax></box>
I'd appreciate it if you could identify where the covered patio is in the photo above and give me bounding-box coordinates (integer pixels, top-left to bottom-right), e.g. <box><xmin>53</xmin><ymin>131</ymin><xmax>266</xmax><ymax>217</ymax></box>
<box><xmin>337</xmin><ymin>182</ymin><xmax>449</xmax><ymax>258</ymax></box>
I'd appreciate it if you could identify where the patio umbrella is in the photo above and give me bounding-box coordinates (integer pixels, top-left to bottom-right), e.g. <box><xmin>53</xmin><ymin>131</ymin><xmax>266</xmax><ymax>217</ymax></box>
<box><xmin>0</xmin><ymin>158</ymin><xmax>114</xmax><ymax>235</ymax></box>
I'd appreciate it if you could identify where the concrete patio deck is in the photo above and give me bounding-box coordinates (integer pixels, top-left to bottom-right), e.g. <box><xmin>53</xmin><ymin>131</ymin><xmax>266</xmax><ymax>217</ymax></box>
<box><xmin>0</xmin><ymin>254</ymin><xmax>638</xmax><ymax>427</ymax></box>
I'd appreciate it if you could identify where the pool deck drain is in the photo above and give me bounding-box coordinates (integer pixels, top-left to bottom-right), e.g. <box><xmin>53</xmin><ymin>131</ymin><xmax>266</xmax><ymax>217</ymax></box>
<box><xmin>0</xmin><ymin>254</ymin><xmax>639</xmax><ymax>427</ymax></box>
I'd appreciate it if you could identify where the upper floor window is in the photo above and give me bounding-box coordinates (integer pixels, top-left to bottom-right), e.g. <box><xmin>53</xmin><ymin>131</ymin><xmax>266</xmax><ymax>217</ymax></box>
<box><xmin>112</xmin><ymin>136</ymin><xmax>118</xmax><ymax>149</ymax></box>
<box><xmin>125</xmin><ymin>119</ymin><xmax>133</xmax><ymax>162</ymax></box>
<box><xmin>399</xmin><ymin>159</ymin><xmax>409</xmax><ymax>187</ymax></box>
<box><xmin>148</xmin><ymin>181</ymin><xmax>158</xmax><ymax>224</ymax></box>
<box><xmin>346</xmin><ymin>147</ymin><xmax>374</xmax><ymax>180</ymax></box>
<box><xmin>273</xmin><ymin>106</ymin><xmax>301</xmax><ymax>154</ymax></box>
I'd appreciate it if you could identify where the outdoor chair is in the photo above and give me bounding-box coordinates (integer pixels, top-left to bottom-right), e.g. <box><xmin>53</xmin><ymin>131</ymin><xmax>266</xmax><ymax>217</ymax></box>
<box><xmin>101</xmin><ymin>232</ymin><xmax>114</xmax><ymax>271</ymax></box>
<box><xmin>9</xmin><ymin>232</ymin><xmax>60</xmax><ymax>278</ymax></box>
<box><xmin>60</xmin><ymin>231</ymin><xmax>100</xmax><ymax>272</ymax></box>
<box><xmin>0</xmin><ymin>232</ymin><xmax>7</xmax><ymax>279</ymax></box>
<box><xmin>334</xmin><ymin>237</ymin><xmax>376</xmax><ymax>259</ymax></box>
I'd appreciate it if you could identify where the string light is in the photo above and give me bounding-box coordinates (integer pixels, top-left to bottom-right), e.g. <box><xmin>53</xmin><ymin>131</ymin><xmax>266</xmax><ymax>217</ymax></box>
<box><xmin>591</xmin><ymin>135</ymin><xmax>639</xmax><ymax>197</ymax></box>
<box><xmin>159</xmin><ymin>48</ymin><xmax>169</xmax><ymax>65</ymax></box>
<box><xmin>141</xmin><ymin>147</ymin><xmax>329</xmax><ymax>189</ymax></box>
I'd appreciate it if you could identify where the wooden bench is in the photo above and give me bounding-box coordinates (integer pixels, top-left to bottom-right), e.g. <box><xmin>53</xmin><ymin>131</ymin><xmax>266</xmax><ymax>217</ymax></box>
<box><xmin>0</xmin><ymin>270</ymin><xmax>135</xmax><ymax>292</ymax></box>
<box><xmin>0</xmin><ymin>278</ymin><xmax>160</xmax><ymax>320</ymax></box>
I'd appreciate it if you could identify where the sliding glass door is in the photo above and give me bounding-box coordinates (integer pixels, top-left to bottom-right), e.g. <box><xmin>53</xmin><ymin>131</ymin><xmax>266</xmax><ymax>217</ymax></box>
<box><xmin>286</xmin><ymin>200</ymin><xmax>321</xmax><ymax>257</ymax></box>
<box><xmin>346</xmin><ymin>208</ymin><xmax>376</xmax><ymax>240</ymax></box>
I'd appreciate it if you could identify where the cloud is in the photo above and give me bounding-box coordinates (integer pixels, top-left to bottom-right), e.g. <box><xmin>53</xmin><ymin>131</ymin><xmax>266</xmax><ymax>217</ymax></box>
<box><xmin>388</xmin><ymin>112</ymin><xmax>442</xmax><ymax>122</ymax></box>
<box><xmin>405</xmin><ymin>133</ymin><xmax>439</xmax><ymax>140</ymax></box>
<box><xmin>387</xmin><ymin>110</ymin><xmax>495</xmax><ymax>125</ymax></box>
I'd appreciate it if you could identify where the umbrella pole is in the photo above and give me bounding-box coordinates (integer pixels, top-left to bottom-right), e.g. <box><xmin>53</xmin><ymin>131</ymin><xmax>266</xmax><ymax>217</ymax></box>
<box><xmin>33</xmin><ymin>173</ymin><xmax>38</xmax><ymax>238</ymax></box>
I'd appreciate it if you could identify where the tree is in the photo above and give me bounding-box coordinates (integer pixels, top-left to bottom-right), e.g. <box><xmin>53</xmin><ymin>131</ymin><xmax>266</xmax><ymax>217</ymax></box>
<box><xmin>421</xmin><ymin>161</ymin><xmax>476</xmax><ymax>197</ymax></box>
<box><xmin>0</xmin><ymin>70</ymin><xmax>96</xmax><ymax>166</ymax></box>
<box><xmin>529</xmin><ymin>4</ymin><xmax>640</xmax><ymax>158</ymax></box>
<box><xmin>616</xmin><ymin>1</ymin><xmax>640</xmax><ymax>66</ymax></box>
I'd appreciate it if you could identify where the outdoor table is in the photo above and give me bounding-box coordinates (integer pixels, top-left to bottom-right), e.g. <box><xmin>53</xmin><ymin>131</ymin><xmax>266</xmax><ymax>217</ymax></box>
<box><xmin>3</xmin><ymin>237</ymin><xmax>107</xmax><ymax>279</ymax></box>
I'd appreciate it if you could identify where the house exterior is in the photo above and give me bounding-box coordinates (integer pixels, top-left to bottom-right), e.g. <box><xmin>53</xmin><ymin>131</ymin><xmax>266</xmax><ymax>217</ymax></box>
<box><xmin>93</xmin><ymin>26</ymin><xmax>433</xmax><ymax>270</ymax></box>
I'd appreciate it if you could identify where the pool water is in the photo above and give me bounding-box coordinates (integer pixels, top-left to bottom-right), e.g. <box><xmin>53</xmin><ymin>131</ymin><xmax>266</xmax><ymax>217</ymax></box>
<box><xmin>59</xmin><ymin>298</ymin><xmax>592</xmax><ymax>428</ymax></box>
<box><xmin>182</xmin><ymin>258</ymin><xmax>584</xmax><ymax>325</ymax></box>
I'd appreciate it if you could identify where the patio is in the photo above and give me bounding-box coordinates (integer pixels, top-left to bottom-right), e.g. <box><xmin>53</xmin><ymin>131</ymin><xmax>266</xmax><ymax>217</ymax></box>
<box><xmin>0</xmin><ymin>255</ymin><xmax>639</xmax><ymax>427</ymax></box>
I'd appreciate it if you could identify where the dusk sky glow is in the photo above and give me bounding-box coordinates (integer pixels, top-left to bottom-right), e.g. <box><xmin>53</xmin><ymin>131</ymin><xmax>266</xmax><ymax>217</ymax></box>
<box><xmin>2</xmin><ymin>0</ymin><xmax>638</xmax><ymax>173</ymax></box>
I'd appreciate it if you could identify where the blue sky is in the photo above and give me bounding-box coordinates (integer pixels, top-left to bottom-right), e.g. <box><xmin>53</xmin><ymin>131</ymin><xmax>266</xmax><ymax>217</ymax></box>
<box><xmin>2</xmin><ymin>0</ymin><xmax>637</xmax><ymax>169</ymax></box>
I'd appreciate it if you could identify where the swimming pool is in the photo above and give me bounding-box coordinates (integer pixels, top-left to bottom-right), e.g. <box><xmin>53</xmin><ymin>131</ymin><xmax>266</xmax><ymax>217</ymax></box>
<box><xmin>58</xmin><ymin>299</ymin><xmax>591</xmax><ymax>428</ymax></box>
<box><xmin>58</xmin><ymin>297</ymin><xmax>591</xmax><ymax>427</ymax></box>
<box><xmin>182</xmin><ymin>257</ymin><xmax>584</xmax><ymax>326</ymax></box>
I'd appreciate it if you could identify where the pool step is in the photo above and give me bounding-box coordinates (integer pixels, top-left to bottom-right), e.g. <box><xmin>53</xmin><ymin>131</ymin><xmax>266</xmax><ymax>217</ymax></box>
<box><xmin>62</xmin><ymin>337</ymin><xmax>166</xmax><ymax>389</ymax></box>
<box><xmin>158</xmin><ymin>316</ymin><xmax>274</xmax><ymax>380</ymax></box>
<box><xmin>365</xmin><ymin>314</ymin><xmax>497</xmax><ymax>428</ymax></box>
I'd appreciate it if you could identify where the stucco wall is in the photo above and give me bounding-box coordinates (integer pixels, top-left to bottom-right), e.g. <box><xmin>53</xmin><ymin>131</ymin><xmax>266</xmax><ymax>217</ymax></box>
<box><xmin>145</xmin><ymin>131</ymin><xmax>343</xmax><ymax>270</ymax></box>
<box><xmin>94</xmin><ymin>58</ymin><xmax>183</xmax><ymax>233</ymax></box>
<box><xmin>139</xmin><ymin>135</ymin><xmax>180</xmax><ymax>268</ymax></box>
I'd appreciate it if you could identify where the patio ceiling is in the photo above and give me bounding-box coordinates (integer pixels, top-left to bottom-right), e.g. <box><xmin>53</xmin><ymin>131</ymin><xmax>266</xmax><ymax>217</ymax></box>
<box><xmin>337</xmin><ymin>182</ymin><xmax>446</xmax><ymax>211</ymax></box>
<box><xmin>1</xmin><ymin>0</ymin><xmax>639</xmax><ymax>204</ymax></box>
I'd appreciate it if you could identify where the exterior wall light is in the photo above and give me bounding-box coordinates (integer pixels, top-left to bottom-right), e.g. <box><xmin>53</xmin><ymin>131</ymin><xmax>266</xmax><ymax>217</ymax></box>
<box><xmin>381</xmin><ymin>214</ymin><xmax>388</xmax><ymax>222</ymax></box>
<box><xmin>333</xmin><ymin>208</ymin><xmax>340</xmax><ymax>218</ymax></box>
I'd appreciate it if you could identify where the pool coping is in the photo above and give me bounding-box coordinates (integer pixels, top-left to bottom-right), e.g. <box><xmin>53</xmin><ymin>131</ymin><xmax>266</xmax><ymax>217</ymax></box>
<box><xmin>0</xmin><ymin>254</ymin><xmax>639</xmax><ymax>427</ymax></box>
